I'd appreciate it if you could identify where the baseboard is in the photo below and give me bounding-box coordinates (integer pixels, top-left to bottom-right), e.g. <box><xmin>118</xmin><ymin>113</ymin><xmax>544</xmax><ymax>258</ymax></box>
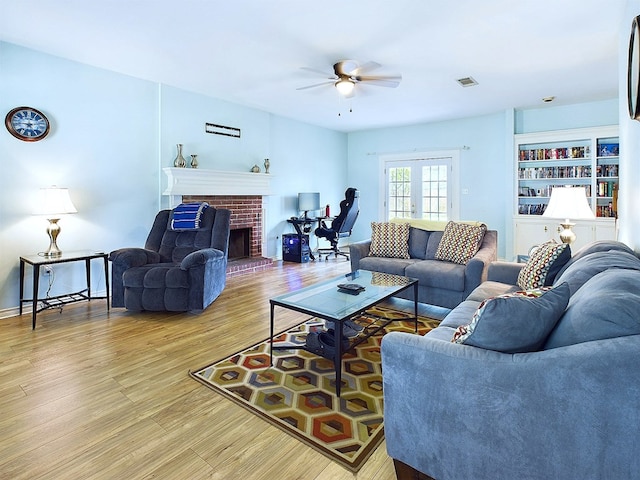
<box><xmin>0</xmin><ymin>306</ymin><xmax>22</xmax><ymax>320</ymax></box>
<box><xmin>0</xmin><ymin>288</ymin><xmax>109</xmax><ymax>320</ymax></box>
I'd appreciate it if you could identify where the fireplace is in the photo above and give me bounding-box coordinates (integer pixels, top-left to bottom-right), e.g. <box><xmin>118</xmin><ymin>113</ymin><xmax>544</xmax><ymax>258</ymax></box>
<box><xmin>228</xmin><ymin>227</ymin><xmax>250</xmax><ymax>259</ymax></box>
<box><xmin>182</xmin><ymin>194</ymin><xmax>272</xmax><ymax>276</ymax></box>
<box><xmin>162</xmin><ymin>168</ymin><xmax>274</xmax><ymax>276</ymax></box>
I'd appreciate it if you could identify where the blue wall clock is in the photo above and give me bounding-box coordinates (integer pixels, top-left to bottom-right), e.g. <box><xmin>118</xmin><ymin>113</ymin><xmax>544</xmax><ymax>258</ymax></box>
<box><xmin>5</xmin><ymin>106</ymin><xmax>50</xmax><ymax>141</ymax></box>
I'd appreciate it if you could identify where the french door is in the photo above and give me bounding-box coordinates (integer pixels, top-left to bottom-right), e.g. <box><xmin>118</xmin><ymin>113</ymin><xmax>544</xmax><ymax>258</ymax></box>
<box><xmin>382</xmin><ymin>151</ymin><xmax>459</xmax><ymax>221</ymax></box>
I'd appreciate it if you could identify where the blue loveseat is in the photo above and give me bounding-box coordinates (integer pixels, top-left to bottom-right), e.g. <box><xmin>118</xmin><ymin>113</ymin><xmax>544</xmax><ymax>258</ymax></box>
<box><xmin>382</xmin><ymin>240</ymin><xmax>640</xmax><ymax>480</ymax></box>
<box><xmin>350</xmin><ymin>222</ymin><xmax>497</xmax><ymax>309</ymax></box>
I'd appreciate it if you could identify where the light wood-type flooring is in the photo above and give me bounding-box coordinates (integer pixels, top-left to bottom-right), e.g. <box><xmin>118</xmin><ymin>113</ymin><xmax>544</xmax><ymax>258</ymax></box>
<box><xmin>0</xmin><ymin>258</ymin><xmax>444</xmax><ymax>480</ymax></box>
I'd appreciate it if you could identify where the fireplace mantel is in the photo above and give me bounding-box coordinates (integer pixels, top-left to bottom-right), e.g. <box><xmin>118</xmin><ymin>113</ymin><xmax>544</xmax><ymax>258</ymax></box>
<box><xmin>162</xmin><ymin>167</ymin><xmax>273</xmax><ymax>196</ymax></box>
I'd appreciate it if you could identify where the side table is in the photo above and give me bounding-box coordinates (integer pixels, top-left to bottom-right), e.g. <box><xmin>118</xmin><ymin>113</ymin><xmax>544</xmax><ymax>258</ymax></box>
<box><xmin>19</xmin><ymin>250</ymin><xmax>110</xmax><ymax>329</ymax></box>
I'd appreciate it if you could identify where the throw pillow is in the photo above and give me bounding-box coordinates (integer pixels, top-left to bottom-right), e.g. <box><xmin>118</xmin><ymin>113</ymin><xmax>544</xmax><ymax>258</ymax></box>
<box><xmin>517</xmin><ymin>240</ymin><xmax>571</xmax><ymax>290</ymax></box>
<box><xmin>369</xmin><ymin>222</ymin><xmax>410</xmax><ymax>259</ymax></box>
<box><xmin>434</xmin><ymin>221</ymin><xmax>487</xmax><ymax>265</ymax></box>
<box><xmin>451</xmin><ymin>282</ymin><xmax>570</xmax><ymax>353</ymax></box>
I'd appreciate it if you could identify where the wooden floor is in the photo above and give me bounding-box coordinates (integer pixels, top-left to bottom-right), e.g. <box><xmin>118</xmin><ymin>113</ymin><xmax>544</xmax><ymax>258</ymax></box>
<box><xmin>0</xmin><ymin>259</ymin><xmax>443</xmax><ymax>480</ymax></box>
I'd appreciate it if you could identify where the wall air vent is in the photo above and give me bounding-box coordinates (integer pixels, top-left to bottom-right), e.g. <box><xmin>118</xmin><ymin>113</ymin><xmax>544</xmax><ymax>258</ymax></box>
<box><xmin>456</xmin><ymin>76</ymin><xmax>478</xmax><ymax>87</ymax></box>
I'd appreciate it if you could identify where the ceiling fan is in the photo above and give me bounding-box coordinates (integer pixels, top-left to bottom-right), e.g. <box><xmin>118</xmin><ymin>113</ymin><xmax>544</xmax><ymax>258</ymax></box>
<box><xmin>297</xmin><ymin>60</ymin><xmax>402</xmax><ymax>98</ymax></box>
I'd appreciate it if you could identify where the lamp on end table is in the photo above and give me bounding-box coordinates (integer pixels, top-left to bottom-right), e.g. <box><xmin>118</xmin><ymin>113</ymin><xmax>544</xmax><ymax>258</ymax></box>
<box><xmin>542</xmin><ymin>186</ymin><xmax>595</xmax><ymax>244</ymax></box>
<box><xmin>36</xmin><ymin>186</ymin><xmax>78</xmax><ymax>257</ymax></box>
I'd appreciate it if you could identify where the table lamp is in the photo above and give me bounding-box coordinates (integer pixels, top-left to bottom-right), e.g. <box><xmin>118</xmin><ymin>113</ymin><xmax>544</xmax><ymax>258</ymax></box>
<box><xmin>542</xmin><ymin>186</ymin><xmax>594</xmax><ymax>244</ymax></box>
<box><xmin>36</xmin><ymin>186</ymin><xmax>78</xmax><ymax>257</ymax></box>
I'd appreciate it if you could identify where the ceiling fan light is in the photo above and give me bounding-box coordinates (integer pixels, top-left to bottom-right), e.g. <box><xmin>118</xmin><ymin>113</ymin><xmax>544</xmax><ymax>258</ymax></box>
<box><xmin>335</xmin><ymin>79</ymin><xmax>355</xmax><ymax>96</ymax></box>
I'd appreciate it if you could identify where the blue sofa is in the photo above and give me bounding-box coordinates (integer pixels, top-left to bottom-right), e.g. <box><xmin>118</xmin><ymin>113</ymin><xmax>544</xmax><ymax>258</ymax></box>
<box><xmin>350</xmin><ymin>225</ymin><xmax>497</xmax><ymax>309</ymax></box>
<box><xmin>382</xmin><ymin>240</ymin><xmax>640</xmax><ymax>480</ymax></box>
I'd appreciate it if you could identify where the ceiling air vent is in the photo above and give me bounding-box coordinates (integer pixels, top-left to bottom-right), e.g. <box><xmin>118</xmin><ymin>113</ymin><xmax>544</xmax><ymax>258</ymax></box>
<box><xmin>456</xmin><ymin>76</ymin><xmax>478</xmax><ymax>87</ymax></box>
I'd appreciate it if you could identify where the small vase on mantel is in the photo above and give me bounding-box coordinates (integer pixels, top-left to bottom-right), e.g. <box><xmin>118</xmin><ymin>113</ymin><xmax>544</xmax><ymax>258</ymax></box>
<box><xmin>174</xmin><ymin>144</ymin><xmax>187</xmax><ymax>168</ymax></box>
<box><xmin>190</xmin><ymin>154</ymin><xmax>199</xmax><ymax>169</ymax></box>
<box><xmin>263</xmin><ymin>158</ymin><xmax>270</xmax><ymax>173</ymax></box>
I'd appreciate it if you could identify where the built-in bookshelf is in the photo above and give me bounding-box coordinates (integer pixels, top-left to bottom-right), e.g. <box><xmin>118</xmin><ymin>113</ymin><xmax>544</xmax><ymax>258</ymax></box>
<box><xmin>594</xmin><ymin>136</ymin><xmax>619</xmax><ymax>218</ymax></box>
<box><xmin>515</xmin><ymin>126</ymin><xmax>618</xmax><ymax>218</ymax></box>
<box><xmin>513</xmin><ymin>126</ymin><xmax>618</xmax><ymax>257</ymax></box>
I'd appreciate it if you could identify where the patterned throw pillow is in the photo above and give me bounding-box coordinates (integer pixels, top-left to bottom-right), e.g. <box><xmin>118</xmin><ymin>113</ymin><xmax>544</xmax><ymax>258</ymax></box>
<box><xmin>434</xmin><ymin>221</ymin><xmax>487</xmax><ymax>265</ymax></box>
<box><xmin>369</xmin><ymin>222</ymin><xmax>410</xmax><ymax>259</ymax></box>
<box><xmin>451</xmin><ymin>283</ymin><xmax>570</xmax><ymax>353</ymax></box>
<box><xmin>517</xmin><ymin>241</ymin><xmax>571</xmax><ymax>290</ymax></box>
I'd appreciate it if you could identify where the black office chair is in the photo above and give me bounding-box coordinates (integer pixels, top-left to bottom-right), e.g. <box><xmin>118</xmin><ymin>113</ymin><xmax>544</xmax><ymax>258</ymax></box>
<box><xmin>315</xmin><ymin>188</ymin><xmax>359</xmax><ymax>261</ymax></box>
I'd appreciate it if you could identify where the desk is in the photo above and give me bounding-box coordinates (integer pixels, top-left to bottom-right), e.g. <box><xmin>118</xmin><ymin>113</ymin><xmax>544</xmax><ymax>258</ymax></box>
<box><xmin>287</xmin><ymin>216</ymin><xmax>323</xmax><ymax>235</ymax></box>
<box><xmin>19</xmin><ymin>250</ymin><xmax>110</xmax><ymax>329</ymax></box>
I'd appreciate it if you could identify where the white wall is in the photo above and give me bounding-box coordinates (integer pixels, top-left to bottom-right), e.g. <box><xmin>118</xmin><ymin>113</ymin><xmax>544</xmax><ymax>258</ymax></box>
<box><xmin>0</xmin><ymin>42</ymin><xmax>346</xmax><ymax>315</ymax></box>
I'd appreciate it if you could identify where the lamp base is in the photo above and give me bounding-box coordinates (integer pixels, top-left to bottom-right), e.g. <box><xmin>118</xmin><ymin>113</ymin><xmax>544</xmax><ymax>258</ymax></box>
<box><xmin>558</xmin><ymin>222</ymin><xmax>576</xmax><ymax>244</ymax></box>
<box><xmin>44</xmin><ymin>218</ymin><xmax>63</xmax><ymax>257</ymax></box>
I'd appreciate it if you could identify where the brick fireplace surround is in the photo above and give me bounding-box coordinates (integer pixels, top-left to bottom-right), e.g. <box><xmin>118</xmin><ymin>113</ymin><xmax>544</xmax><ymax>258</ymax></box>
<box><xmin>183</xmin><ymin>194</ymin><xmax>273</xmax><ymax>277</ymax></box>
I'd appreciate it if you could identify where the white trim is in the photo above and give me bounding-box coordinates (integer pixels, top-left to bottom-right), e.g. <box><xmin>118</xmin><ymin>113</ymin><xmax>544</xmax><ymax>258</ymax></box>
<box><xmin>162</xmin><ymin>167</ymin><xmax>273</xmax><ymax>197</ymax></box>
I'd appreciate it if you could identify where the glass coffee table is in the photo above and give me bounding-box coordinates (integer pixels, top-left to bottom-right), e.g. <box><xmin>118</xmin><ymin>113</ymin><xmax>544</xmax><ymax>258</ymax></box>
<box><xmin>269</xmin><ymin>270</ymin><xmax>418</xmax><ymax>397</ymax></box>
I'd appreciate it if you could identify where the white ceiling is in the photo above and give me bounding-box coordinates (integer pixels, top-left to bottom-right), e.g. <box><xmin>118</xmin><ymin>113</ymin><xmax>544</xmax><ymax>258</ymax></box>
<box><xmin>0</xmin><ymin>0</ymin><xmax>627</xmax><ymax>132</ymax></box>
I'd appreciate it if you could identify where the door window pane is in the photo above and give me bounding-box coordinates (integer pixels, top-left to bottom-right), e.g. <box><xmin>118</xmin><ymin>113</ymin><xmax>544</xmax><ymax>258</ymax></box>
<box><xmin>421</xmin><ymin>164</ymin><xmax>448</xmax><ymax>220</ymax></box>
<box><xmin>386</xmin><ymin>157</ymin><xmax>453</xmax><ymax>222</ymax></box>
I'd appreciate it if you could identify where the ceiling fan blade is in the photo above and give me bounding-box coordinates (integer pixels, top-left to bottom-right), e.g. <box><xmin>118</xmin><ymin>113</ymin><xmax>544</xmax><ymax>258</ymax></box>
<box><xmin>296</xmin><ymin>81</ymin><xmax>334</xmax><ymax>90</ymax></box>
<box><xmin>350</xmin><ymin>61</ymin><xmax>382</xmax><ymax>76</ymax></box>
<box><xmin>356</xmin><ymin>74</ymin><xmax>402</xmax><ymax>88</ymax></box>
<box><xmin>334</xmin><ymin>60</ymin><xmax>359</xmax><ymax>76</ymax></box>
<box><xmin>300</xmin><ymin>66</ymin><xmax>336</xmax><ymax>79</ymax></box>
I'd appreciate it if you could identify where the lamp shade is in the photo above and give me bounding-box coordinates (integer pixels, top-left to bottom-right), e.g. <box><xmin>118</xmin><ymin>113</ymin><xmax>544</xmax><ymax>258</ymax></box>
<box><xmin>542</xmin><ymin>186</ymin><xmax>594</xmax><ymax>221</ymax></box>
<box><xmin>36</xmin><ymin>187</ymin><xmax>78</xmax><ymax>217</ymax></box>
<box><xmin>335</xmin><ymin>79</ymin><xmax>355</xmax><ymax>96</ymax></box>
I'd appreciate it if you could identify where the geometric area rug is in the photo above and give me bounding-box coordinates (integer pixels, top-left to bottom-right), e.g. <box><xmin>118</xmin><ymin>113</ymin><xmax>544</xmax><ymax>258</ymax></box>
<box><xmin>189</xmin><ymin>305</ymin><xmax>440</xmax><ymax>472</ymax></box>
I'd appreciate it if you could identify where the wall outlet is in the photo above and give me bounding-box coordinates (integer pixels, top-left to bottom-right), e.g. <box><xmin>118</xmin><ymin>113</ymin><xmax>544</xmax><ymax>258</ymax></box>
<box><xmin>43</xmin><ymin>265</ymin><xmax>54</xmax><ymax>275</ymax></box>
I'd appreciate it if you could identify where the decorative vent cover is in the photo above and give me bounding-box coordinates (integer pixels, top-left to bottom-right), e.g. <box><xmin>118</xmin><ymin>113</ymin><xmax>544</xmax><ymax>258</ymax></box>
<box><xmin>456</xmin><ymin>76</ymin><xmax>478</xmax><ymax>87</ymax></box>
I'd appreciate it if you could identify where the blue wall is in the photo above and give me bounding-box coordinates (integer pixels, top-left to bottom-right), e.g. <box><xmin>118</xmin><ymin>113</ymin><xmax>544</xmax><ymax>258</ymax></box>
<box><xmin>347</xmin><ymin>112</ymin><xmax>510</xmax><ymax>255</ymax></box>
<box><xmin>157</xmin><ymin>86</ymin><xmax>348</xmax><ymax>257</ymax></box>
<box><xmin>618</xmin><ymin>0</ymin><xmax>640</xmax><ymax>252</ymax></box>
<box><xmin>0</xmin><ymin>42</ymin><xmax>159</xmax><ymax>313</ymax></box>
<box><xmin>0</xmin><ymin>41</ymin><xmax>346</xmax><ymax>314</ymax></box>
<box><xmin>0</xmin><ymin>36</ymin><xmax>628</xmax><ymax>315</ymax></box>
<box><xmin>347</xmin><ymin>99</ymin><xmax>619</xmax><ymax>259</ymax></box>
<box><xmin>515</xmin><ymin>99</ymin><xmax>619</xmax><ymax>134</ymax></box>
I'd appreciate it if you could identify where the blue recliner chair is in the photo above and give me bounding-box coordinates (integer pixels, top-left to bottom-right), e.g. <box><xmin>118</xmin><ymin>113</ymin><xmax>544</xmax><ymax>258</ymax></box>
<box><xmin>109</xmin><ymin>204</ymin><xmax>231</xmax><ymax>312</ymax></box>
